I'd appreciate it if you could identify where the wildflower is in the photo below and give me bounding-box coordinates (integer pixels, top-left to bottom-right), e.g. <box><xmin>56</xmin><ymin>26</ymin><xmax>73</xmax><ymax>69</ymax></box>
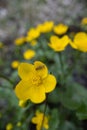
<box><xmin>32</xmin><ymin>111</ymin><xmax>49</xmax><ymax>130</ymax></box>
<box><xmin>26</xmin><ymin>28</ymin><xmax>40</xmax><ymax>42</ymax></box>
<box><xmin>37</xmin><ymin>21</ymin><xmax>54</xmax><ymax>33</ymax></box>
<box><xmin>0</xmin><ymin>42</ymin><xmax>3</xmax><ymax>48</ymax></box>
<box><xmin>14</xmin><ymin>37</ymin><xmax>25</xmax><ymax>45</ymax></box>
<box><xmin>15</xmin><ymin>61</ymin><xmax>56</xmax><ymax>103</ymax></box>
<box><xmin>81</xmin><ymin>17</ymin><xmax>87</xmax><ymax>25</ymax></box>
<box><xmin>11</xmin><ymin>60</ymin><xmax>20</xmax><ymax>69</ymax></box>
<box><xmin>30</xmin><ymin>40</ymin><xmax>37</xmax><ymax>46</ymax></box>
<box><xmin>69</xmin><ymin>32</ymin><xmax>87</xmax><ymax>52</ymax></box>
<box><xmin>18</xmin><ymin>100</ymin><xmax>27</xmax><ymax>107</ymax></box>
<box><xmin>6</xmin><ymin>123</ymin><xmax>13</xmax><ymax>130</ymax></box>
<box><xmin>48</xmin><ymin>35</ymin><xmax>69</xmax><ymax>51</ymax></box>
<box><xmin>16</xmin><ymin>121</ymin><xmax>22</xmax><ymax>127</ymax></box>
<box><xmin>53</xmin><ymin>23</ymin><xmax>68</xmax><ymax>35</ymax></box>
<box><xmin>23</xmin><ymin>49</ymin><xmax>36</xmax><ymax>60</ymax></box>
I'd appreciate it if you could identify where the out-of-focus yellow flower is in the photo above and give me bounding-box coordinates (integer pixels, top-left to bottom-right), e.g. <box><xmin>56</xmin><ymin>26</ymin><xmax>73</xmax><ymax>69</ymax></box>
<box><xmin>18</xmin><ymin>100</ymin><xmax>27</xmax><ymax>107</ymax></box>
<box><xmin>37</xmin><ymin>21</ymin><xmax>54</xmax><ymax>33</ymax></box>
<box><xmin>26</xmin><ymin>28</ymin><xmax>40</xmax><ymax>42</ymax></box>
<box><xmin>81</xmin><ymin>17</ymin><xmax>87</xmax><ymax>25</ymax></box>
<box><xmin>30</xmin><ymin>40</ymin><xmax>37</xmax><ymax>46</ymax></box>
<box><xmin>15</xmin><ymin>61</ymin><xmax>56</xmax><ymax>103</ymax></box>
<box><xmin>32</xmin><ymin>111</ymin><xmax>49</xmax><ymax>130</ymax></box>
<box><xmin>11</xmin><ymin>60</ymin><xmax>20</xmax><ymax>69</ymax></box>
<box><xmin>14</xmin><ymin>37</ymin><xmax>25</xmax><ymax>45</ymax></box>
<box><xmin>16</xmin><ymin>122</ymin><xmax>22</xmax><ymax>127</ymax></box>
<box><xmin>23</xmin><ymin>49</ymin><xmax>36</xmax><ymax>60</ymax></box>
<box><xmin>6</xmin><ymin>123</ymin><xmax>13</xmax><ymax>130</ymax></box>
<box><xmin>0</xmin><ymin>42</ymin><xmax>3</xmax><ymax>48</ymax></box>
<box><xmin>69</xmin><ymin>32</ymin><xmax>87</xmax><ymax>52</ymax></box>
<box><xmin>54</xmin><ymin>23</ymin><xmax>68</xmax><ymax>35</ymax></box>
<box><xmin>48</xmin><ymin>35</ymin><xmax>70</xmax><ymax>51</ymax></box>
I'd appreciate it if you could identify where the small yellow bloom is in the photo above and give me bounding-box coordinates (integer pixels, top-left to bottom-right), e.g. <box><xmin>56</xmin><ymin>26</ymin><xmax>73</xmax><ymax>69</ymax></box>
<box><xmin>32</xmin><ymin>111</ymin><xmax>49</xmax><ymax>130</ymax></box>
<box><xmin>14</xmin><ymin>37</ymin><xmax>25</xmax><ymax>45</ymax></box>
<box><xmin>16</xmin><ymin>121</ymin><xmax>22</xmax><ymax>127</ymax></box>
<box><xmin>48</xmin><ymin>35</ymin><xmax>69</xmax><ymax>51</ymax></box>
<box><xmin>11</xmin><ymin>60</ymin><xmax>20</xmax><ymax>69</ymax></box>
<box><xmin>54</xmin><ymin>23</ymin><xmax>68</xmax><ymax>35</ymax></box>
<box><xmin>26</xmin><ymin>28</ymin><xmax>40</xmax><ymax>42</ymax></box>
<box><xmin>0</xmin><ymin>42</ymin><xmax>3</xmax><ymax>48</ymax></box>
<box><xmin>23</xmin><ymin>49</ymin><xmax>36</xmax><ymax>60</ymax></box>
<box><xmin>69</xmin><ymin>32</ymin><xmax>87</xmax><ymax>52</ymax></box>
<box><xmin>81</xmin><ymin>17</ymin><xmax>87</xmax><ymax>25</ymax></box>
<box><xmin>6</xmin><ymin>123</ymin><xmax>13</xmax><ymax>130</ymax></box>
<box><xmin>30</xmin><ymin>40</ymin><xmax>37</xmax><ymax>46</ymax></box>
<box><xmin>15</xmin><ymin>61</ymin><xmax>56</xmax><ymax>103</ymax></box>
<box><xmin>37</xmin><ymin>21</ymin><xmax>54</xmax><ymax>33</ymax></box>
<box><xmin>18</xmin><ymin>100</ymin><xmax>27</xmax><ymax>107</ymax></box>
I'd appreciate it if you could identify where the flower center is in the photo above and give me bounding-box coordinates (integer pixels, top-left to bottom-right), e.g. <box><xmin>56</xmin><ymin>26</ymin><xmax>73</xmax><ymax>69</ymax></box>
<box><xmin>32</xmin><ymin>75</ymin><xmax>42</xmax><ymax>85</ymax></box>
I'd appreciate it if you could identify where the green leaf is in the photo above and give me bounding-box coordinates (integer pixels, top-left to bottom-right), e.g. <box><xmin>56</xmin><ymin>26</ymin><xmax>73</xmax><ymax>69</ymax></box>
<box><xmin>59</xmin><ymin>85</ymin><xmax>81</xmax><ymax>110</ymax></box>
<box><xmin>49</xmin><ymin>109</ymin><xmax>60</xmax><ymax>130</ymax></box>
<box><xmin>76</xmin><ymin>103</ymin><xmax>87</xmax><ymax>120</ymax></box>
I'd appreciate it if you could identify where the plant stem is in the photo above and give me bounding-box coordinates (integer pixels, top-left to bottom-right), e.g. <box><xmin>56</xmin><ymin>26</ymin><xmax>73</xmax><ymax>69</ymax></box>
<box><xmin>0</xmin><ymin>74</ymin><xmax>14</xmax><ymax>85</ymax></box>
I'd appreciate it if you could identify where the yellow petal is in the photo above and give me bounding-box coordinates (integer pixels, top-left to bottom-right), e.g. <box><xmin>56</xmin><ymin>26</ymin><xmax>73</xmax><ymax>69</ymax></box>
<box><xmin>15</xmin><ymin>80</ymin><xmax>33</xmax><ymax>100</ymax></box>
<box><xmin>29</xmin><ymin>85</ymin><xmax>46</xmax><ymax>103</ymax></box>
<box><xmin>34</xmin><ymin>61</ymin><xmax>48</xmax><ymax>79</ymax></box>
<box><xmin>32</xmin><ymin>117</ymin><xmax>37</xmax><ymax>124</ymax></box>
<box><xmin>43</xmin><ymin>74</ymin><xmax>56</xmax><ymax>93</ymax></box>
<box><xmin>18</xmin><ymin>63</ymin><xmax>35</xmax><ymax>80</ymax></box>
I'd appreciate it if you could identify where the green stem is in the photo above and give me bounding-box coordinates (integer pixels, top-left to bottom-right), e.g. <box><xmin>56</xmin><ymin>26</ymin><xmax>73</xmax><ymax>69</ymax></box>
<box><xmin>0</xmin><ymin>74</ymin><xmax>14</xmax><ymax>85</ymax></box>
<box><xmin>40</xmin><ymin>97</ymin><xmax>48</xmax><ymax>130</ymax></box>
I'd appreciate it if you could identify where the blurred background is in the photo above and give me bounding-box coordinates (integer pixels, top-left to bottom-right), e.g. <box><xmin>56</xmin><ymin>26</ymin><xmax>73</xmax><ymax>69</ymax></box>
<box><xmin>0</xmin><ymin>0</ymin><xmax>87</xmax><ymax>42</ymax></box>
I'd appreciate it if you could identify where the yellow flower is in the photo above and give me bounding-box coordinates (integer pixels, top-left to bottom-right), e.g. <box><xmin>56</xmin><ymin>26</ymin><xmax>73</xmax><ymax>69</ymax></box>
<box><xmin>69</xmin><ymin>32</ymin><xmax>87</xmax><ymax>52</ymax></box>
<box><xmin>32</xmin><ymin>111</ymin><xmax>49</xmax><ymax>130</ymax></box>
<box><xmin>0</xmin><ymin>42</ymin><xmax>3</xmax><ymax>48</ymax></box>
<box><xmin>37</xmin><ymin>21</ymin><xmax>54</xmax><ymax>33</ymax></box>
<box><xmin>30</xmin><ymin>40</ymin><xmax>37</xmax><ymax>46</ymax></box>
<box><xmin>81</xmin><ymin>17</ymin><xmax>87</xmax><ymax>25</ymax></box>
<box><xmin>18</xmin><ymin>100</ymin><xmax>27</xmax><ymax>107</ymax></box>
<box><xmin>11</xmin><ymin>60</ymin><xmax>20</xmax><ymax>69</ymax></box>
<box><xmin>54</xmin><ymin>23</ymin><xmax>68</xmax><ymax>35</ymax></box>
<box><xmin>26</xmin><ymin>28</ymin><xmax>40</xmax><ymax>42</ymax></box>
<box><xmin>23</xmin><ymin>49</ymin><xmax>36</xmax><ymax>60</ymax></box>
<box><xmin>14</xmin><ymin>37</ymin><xmax>25</xmax><ymax>45</ymax></box>
<box><xmin>15</xmin><ymin>61</ymin><xmax>56</xmax><ymax>103</ymax></box>
<box><xmin>16</xmin><ymin>122</ymin><xmax>22</xmax><ymax>127</ymax></box>
<box><xmin>6</xmin><ymin>123</ymin><xmax>13</xmax><ymax>130</ymax></box>
<box><xmin>48</xmin><ymin>35</ymin><xmax>70</xmax><ymax>51</ymax></box>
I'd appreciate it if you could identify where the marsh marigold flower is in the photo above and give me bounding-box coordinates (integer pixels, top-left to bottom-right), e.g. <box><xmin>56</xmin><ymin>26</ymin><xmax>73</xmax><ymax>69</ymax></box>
<box><xmin>54</xmin><ymin>23</ymin><xmax>68</xmax><ymax>35</ymax></box>
<box><xmin>16</xmin><ymin>122</ymin><xmax>22</xmax><ymax>127</ymax></box>
<box><xmin>14</xmin><ymin>37</ymin><xmax>25</xmax><ymax>45</ymax></box>
<box><xmin>15</xmin><ymin>61</ymin><xmax>56</xmax><ymax>103</ymax></box>
<box><xmin>6</xmin><ymin>123</ymin><xmax>13</xmax><ymax>130</ymax></box>
<box><xmin>18</xmin><ymin>100</ymin><xmax>27</xmax><ymax>107</ymax></box>
<box><xmin>30</xmin><ymin>40</ymin><xmax>37</xmax><ymax>46</ymax></box>
<box><xmin>81</xmin><ymin>17</ymin><xmax>87</xmax><ymax>25</ymax></box>
<box><xmin>26</xmin><ymin>28</ymin><xmax>40</xmax><ymax>42</ymax></box>
<box><xmin>37</xmin><ymin>21</ymin><xmax>54</xmax><ymax>33</ymax></box>
<box><xmin>23</xmin><ymin>49</ymin><xmax>36</xmax><ymax>60</ymax></box>
<box><xmin>32</xmin><ymin>111</ymin><xmax>49</xmax><ymax>130</ymax></box>
<box><xmin>69</xmin><ymin>32</ymin><xmax>87</xmax><ymax>52</ymax></box>
<box><xmin>48</xmin><ymin>35</ymin><xmax>69</xmax><ymax>51</ymax></box>
<box><xmin>0</xmin><ymin>42</ymin><xmax>3</xmax><ymax>48</ymax></box>
<box><xmin>11</xmin><ymin>60</ymin><xmax>20</xmax><ymax>69</ymax></box>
